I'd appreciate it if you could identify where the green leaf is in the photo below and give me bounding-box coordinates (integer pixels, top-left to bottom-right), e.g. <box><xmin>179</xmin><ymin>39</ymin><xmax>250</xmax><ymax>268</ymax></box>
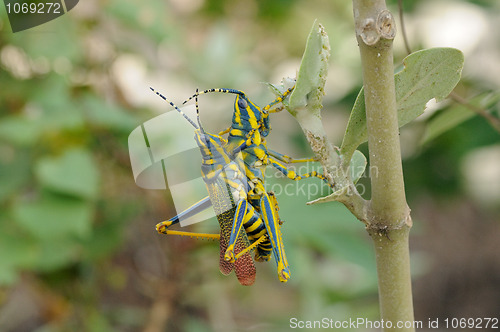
<box><xmin>105</xmin><ymin>0</ymin><xmax>169</xmax><ymax>43</ymax></box>
<box><xmin>277</xmin><ymin>188</ymin><xmax>374</xmax><ymax>269</ymax></box>
<box><xmin>0</xmin><ymin>115</ymin><xmax>45</xmax><ymax>146</ymax></box>
<box><xmin>9</xmin><ymin>18</ymin><xmax>81</xmax><ymax>62</ymax></box>
<box><xmin>12</xmin><ymin>193</ymin><xmax>94</xmax><ymax>240</ymax></box>
<box><xmin>312</xmin><ymin>229</ymin><xmax>376</xmax><ymax>270</ymax></box>
<box><xmin>35</xmin><ymin>148</ymin><xmax>99</xmax><ymax>199</ymax></box>
<box><xmin>30</xmin><ymin>75</ymin><xmax>85</xmax><ymax>131</ymax></box>
<box><xmin>341</xmin><ymin>48</ymin><xmax>464</xmax><ymax>160</ymax></box>
<box><xmin>81</xmin><ymin>220</ymin><xmax>124</xmax><ymax>261</ymax></box>
<box><xmin>0</xmin><ymin>148</ymin><xmax>31</xmax><ymax>201</ymax></box>
<box><xmin>288</xmin><ymin>20</ymin><xmax>330</xmax><ymax>116</ymax></box>
<box><xmin>82</xmin><ymin>95</ymin><xmax>138</xmax><ymax>133</ymax></box>
<box><xmin>0</xmin><ymin>76</ymin><xmax>85</xmax><ymax>146</ymax></box>
<box><xmin>349</xmin><ymin>150</ymin><xmax>367</xmax><ymax>184</ymax></box>
<box><xmin>0</xmin><ymin>219</ymin><xmax>38</xmax><ymax>285</ymax></box>
<box><xmin>31</xmin><ymin>238</ymin><xmax>82</xmax><ymax>272</ymax></box>
<box><xmin>422</xmin><ymin>92</ymin><xmax>500</xmax><ymax>145</ymax></box>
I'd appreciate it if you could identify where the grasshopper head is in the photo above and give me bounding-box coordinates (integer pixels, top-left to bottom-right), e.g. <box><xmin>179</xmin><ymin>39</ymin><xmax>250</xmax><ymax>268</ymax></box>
<box><xmin>233</xmin><ymin>93</ymin><xmax>270</xmax><ymax>137</ymax></box>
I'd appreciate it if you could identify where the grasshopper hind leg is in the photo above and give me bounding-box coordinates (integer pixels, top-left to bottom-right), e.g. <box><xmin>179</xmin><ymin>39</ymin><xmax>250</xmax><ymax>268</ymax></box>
<box><xmin>258</xmin><ymin>192</ymin><xmax>291</xmax><ymax>282</ymax></box>
<box><xmin>216</xmin><ymin>205</ymin><xmax>256</xmax><ymax>286</ymax></box>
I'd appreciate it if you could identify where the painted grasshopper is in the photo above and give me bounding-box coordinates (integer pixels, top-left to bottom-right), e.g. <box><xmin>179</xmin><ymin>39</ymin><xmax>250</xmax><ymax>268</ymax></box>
<box><xmin>152</xmin><ymin>88</ymin><xmax>286</xmax><ymax>286</ymax></box>
<box><xmin>180</xmin><ymin>86</ymin><xmax>332</xmax><ymax>282</ymax></box>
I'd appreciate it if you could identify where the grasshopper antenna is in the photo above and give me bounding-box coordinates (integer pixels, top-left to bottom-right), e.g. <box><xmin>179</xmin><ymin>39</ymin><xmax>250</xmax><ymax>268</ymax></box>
<box><xmin>150</xmin><ymin>87</ymin><xmax>199</xmax><ymax>129</ymax></box>
<box><xmin>195</xmin><ymin>88</ymin><xmax>206</xmax><ymax>134</ymax></box>
<box><xmin>182</xmin><ymin>88</ymin><xmax>244</xmax><ymax>105</ymax></box>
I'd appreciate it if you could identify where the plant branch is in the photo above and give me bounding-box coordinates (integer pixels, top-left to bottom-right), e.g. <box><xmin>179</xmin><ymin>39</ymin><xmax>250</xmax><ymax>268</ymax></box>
<box><xmin>354</xmin><ymin>2</ymin><xmax>408</xmax><ymax>226</ymax></box>
<box><xmin>353</xmin><ymin>0</ymin><xmax>414</xmax><ymax>330</ymax></box>
<box><xmin>283</xmin><ymin>15</ymin><xmax>420</xmax><ymax>328</ymax></box>
<box><xmin>279</xmin><ymin>21</ymin><xmax>371</xmax><ymax>224</ymax></box>
<box><xmin>398</xmin><ymin>0</ymin><xmax>412</xmax><ymax>55</ymax></box>
<box><xmin>449</xmin><ymin>91</ymin><xmax>500</xmax><ymax>134</ymax></box>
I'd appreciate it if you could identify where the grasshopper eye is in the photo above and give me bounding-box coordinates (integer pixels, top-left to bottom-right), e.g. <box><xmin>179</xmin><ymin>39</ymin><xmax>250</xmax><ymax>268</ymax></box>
<box><xmin>238</xmin><ymin>98</ymin><xmax>248</xmax><ymax>109</ymax></box>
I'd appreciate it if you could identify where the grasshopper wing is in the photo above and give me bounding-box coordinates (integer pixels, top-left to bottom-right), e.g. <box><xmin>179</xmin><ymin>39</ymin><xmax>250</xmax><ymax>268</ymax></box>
<box><xmin>207</xmin><ymin>176</ymin><xmax>256</xmax><ymax>286</ymax></box>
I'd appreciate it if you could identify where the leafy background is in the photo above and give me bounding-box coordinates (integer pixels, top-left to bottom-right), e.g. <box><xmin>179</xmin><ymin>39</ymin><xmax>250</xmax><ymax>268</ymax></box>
<box><xmin>0</xmin><ymin>0</ymin><xmax>499</xmax><ymax>331</ymax></box>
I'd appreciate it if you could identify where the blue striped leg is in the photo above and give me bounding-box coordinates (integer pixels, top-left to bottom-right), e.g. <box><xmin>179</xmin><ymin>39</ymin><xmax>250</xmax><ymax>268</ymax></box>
<box><xmin>259</xmin><ymin>191</ymin><xmax>290</xmax><ymax>282</ymax></box>
<box><xmin>156</xmin><ymin>196</ymin><xmax>219</xmax><ymax>240</ymax></box>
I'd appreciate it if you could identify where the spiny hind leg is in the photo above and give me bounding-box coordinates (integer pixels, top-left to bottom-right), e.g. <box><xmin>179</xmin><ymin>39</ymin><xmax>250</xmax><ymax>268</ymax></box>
<box><xmin>156</xmin><ymin>196</ymin><xmax>219</xmax><ymax>240</ymax></box>
<box><xmin>259</xmin><ymin>192</ymin><xmax>290</xmax><ymax>282</ymax></box>
<box><xmin>224</xmin><ymin>200</ymin><xmax>249</xmax><ymax>263</ymax></box>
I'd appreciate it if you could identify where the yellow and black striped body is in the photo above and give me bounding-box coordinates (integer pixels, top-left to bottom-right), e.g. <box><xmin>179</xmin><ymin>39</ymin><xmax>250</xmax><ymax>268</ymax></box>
<box><xmin>180</xmin><ymin>87</ymin><xmax>326</xmax><ymax>282</ymax></box>
<box><xmin>156</xmin><ymin>86</ymin><xmax>331</xmax><ymax>283</ymax></box>
<box><xmin>196</xmin><ymin>130</ymin><xmax>264</xmax><ymax>285</ymax></box>
<box><xmin>197</xmin><ymin>128</ymin><xmax>275</xmax><ymax>264</ymax></box>
<box><xmin>212</xmin><ymin>156</ymin><xmax>272</xmax><ymax>261</ymax></box>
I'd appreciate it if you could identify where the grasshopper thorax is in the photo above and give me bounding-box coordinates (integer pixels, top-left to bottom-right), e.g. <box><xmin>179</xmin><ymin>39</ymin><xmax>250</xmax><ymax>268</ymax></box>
<box><xmin>195</xmin><ymin>130</ymin><xmax>232</xmax><ymax>181</ymax></box>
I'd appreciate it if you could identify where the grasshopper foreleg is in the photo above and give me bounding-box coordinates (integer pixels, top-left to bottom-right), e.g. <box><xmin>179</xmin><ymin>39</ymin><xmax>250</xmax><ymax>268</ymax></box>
<box><xmin>269</xmin><ymin>157</ymin><xmax>332</xmax><ymax>186</ymax></box>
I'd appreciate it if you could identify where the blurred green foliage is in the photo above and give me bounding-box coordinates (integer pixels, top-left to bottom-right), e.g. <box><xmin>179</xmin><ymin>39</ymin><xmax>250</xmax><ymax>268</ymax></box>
<box><xmin>0</xmin><ymin>0</ymin><xmax>499</xmax><ymax>331</ymax></box>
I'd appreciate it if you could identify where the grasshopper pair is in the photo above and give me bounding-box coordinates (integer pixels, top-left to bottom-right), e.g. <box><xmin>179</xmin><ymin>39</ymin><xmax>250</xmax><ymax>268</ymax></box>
<box><xmin>154</xmin><ymin>86</ymin><xmax>330</xmax><ymax>285</ymax></box>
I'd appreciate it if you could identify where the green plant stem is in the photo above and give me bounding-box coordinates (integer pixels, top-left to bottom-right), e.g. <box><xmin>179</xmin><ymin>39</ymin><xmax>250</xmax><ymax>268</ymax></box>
<box><xmin>352</xmin><ymin>0</ymin><xmax>414</xmax><ymax>330</ymax></box>
<box><xmin>360</xmin><ymin>38</ymin><xmax>408</xmax><ymax>222</ymax></box>
<box><xmin>369</xmin><ymin>228</ymin><xmax>414</xmax><ymax>330</ymax></box>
